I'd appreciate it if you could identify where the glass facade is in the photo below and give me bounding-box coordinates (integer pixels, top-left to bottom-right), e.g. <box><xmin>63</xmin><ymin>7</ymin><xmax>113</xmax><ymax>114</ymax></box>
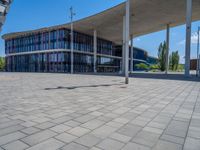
<box><xmin>5</xmin><ymin>28</ymin><xmax>120</xmax><ymax>56</ymax></box>
<box><xmin>5</xmin><ymin>27</ymin><xmax>155</xmax><ymax>73</ymax></box>
<box><xmin>6</xmin><ymin>52</ymin><xmax>94</xmax><ymax>73</ymax></box>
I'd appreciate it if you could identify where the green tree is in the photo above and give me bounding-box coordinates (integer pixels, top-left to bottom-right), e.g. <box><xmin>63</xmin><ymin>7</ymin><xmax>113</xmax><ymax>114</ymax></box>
<box><xmin>0</xmin><ymin>57</ymin><xmax>5</xmax><ymax>71</ymax></box>
<box><xmin>169</xmin><ymin>51</ymin><xmax>180</xmax><ymax>71</ymax></box>
<box><xmin>158</xmin><ymin>41</ymin><xmax>167</xmax><ymax>71</ymax></box>
<box><xmin>150</xmin><ymin>64</ymin><xmax>159</xmax><ymax>70</ymax></box>
<box><xmin>135</xmin><ymin>63</ymin><xmax>149</xmax><ymax>70</ymax></box>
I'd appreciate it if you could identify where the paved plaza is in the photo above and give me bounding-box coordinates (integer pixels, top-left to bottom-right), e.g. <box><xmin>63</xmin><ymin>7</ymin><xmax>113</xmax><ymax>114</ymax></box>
<box><xmin>0</xmin><ymin>73</ymin><xmax>200</xmax><ymax>150</ymax></box>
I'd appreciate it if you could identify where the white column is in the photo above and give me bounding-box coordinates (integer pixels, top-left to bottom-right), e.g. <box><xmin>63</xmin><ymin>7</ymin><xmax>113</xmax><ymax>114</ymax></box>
<box><xmin>122</xmin><ymin>16</ymin><xmax>126</xmax><ymax>75</ymax></box>
<box><xmin>70</xmin><ymin>23</ymin><xmax>74</xmax><ymax>74</ymax></box>
<box><xmin>130</xmin><ymin>35</ymin><xmax>133</xmax><ymax>73</ymax></box>
<box><xmin>93</xmin><ymin>30</ymin><xmax>97</xmax><ymax>73</ymax></box>
<box><xmin>197</xmin><ymin>27</ymin><xmax>200</xmax><ymax>76</ymax></box>
<box><xmin>165</xmin><ymin>24</ymin><xmax>170</xmax><ymax>74</ymax></box>
<box><xmin>185</xmin><ymin>0</ymin><xmax>192</xmax><ymax>76</ymax></box>
<box><xmin>125</xmin><ymin>0</ymin><xmax>130</xmax><ymax>84</ymax></box>
<box><xmin>199</xmin><ymin>54</ymin><xmax>200</xmax><ymax>77</ymax></box>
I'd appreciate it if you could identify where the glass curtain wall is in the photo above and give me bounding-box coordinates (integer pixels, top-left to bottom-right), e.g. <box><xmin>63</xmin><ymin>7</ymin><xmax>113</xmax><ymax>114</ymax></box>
<box><xmin>5</xmin><ymin>28</ymin><xmax>124</xmax><ymax>73</ymax></box>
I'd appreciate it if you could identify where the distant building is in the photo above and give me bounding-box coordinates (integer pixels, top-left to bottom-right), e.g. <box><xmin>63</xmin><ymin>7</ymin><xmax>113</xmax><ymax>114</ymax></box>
<box><xmin>147</xmin><ymin>56</ymin><xmax>158</xmax><ymax>65</ymax></box>
<box><xmin>3</xmin><ymin>27</ymin><xmax>157</xmax><ymax>73</ymax></box>
<box><xmin>0</xmin><ymin>0</ymin><xmax>12</xmax><ymax>31</ymax></box>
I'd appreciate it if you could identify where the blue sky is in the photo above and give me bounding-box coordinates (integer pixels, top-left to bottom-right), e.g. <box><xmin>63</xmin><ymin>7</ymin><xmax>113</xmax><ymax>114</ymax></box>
<box><xmin>0</xmin><ymin>0</ymin><xmax>200</xmax><ymax>63</ymax></box>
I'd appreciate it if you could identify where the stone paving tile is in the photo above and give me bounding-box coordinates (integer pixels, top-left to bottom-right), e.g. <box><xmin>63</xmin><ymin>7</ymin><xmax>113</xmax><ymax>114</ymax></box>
<box><xmin>0</xmin><ymin>73</ymin><xmax>200</xmax><ymax>150</ymax></box>
<box><xmin>26</xmin><ymin>138</ymin><xmax>65</xmax><ymax>150</ymax></box>
<box><xmin>50</xmin><ymin>124</ymin><xmax>72</xmax><ymax>133</ymax></box>
<box><xmin>91</xmin><ymin>125</ymin><xmax>117</xmax><ymax>138</ymax></box>
<box><xmin>0</xmin><ymin>120</ymin><xmax>24</xmax><ymax>129</ymax></box>
<box><xmin>0</xmin><ymin>132</ymin><xmax>26</xmax><ymax>146</ymax></box>
<box><xmin>90</xmin><ymin>147</ymin><xmax>102</xmax><ymax>150</ymax></box>
<box><xmin>64</xmin><ymin>120</ymin><xmax>81</xmax><ymax>128</ymax></box>
<box><xmin>50</xmin><ymin>116</ymin><xmax>72</xmax><ymax>124</ymax></box>
<box><xmin>121</xmin><ymin>142</ymin><xmax>151</xmax><ymax>150</ymax></box>
<box><xmin>131</xmin><ymin>130</ymin><xmax>160</xmax><ymax>147</ymax></box>
<box><xmin>81</xmin><ymin>119</ymin><xmax>105</xmax><ymax>130</ymax></box>
<box><xmin>2</xmin><ymin>140</ymin><xmax>29</xmax><ymax>150</ymax></box>
<box><xmin>96</xmin><ymin>138</ymin><xmax>124</xmax><ymax>150</ymax></box>
<box><xmin>183</xmin><ymin>137</ymin><xmax>200</xmax><ymax>150</ymax></box>
<box><xmin>20</xmin><ymin>121</ymin><xmax>37</xmax><ymax>128</ymax></box>
<box><xmin>74</xmin><ymin>134</ymin><xmax>102</xmax><ymax>147</ymax></box>
<box><xmin>67</xmin><ymin>126</ymin><xmax>90</xmax><ymax>137</ymax></box>
<box><xmin>21</xmin><ymin>129</ymin><xmax>57</xmax><ymax>146</ymax></box>
<box><xmin>160</xmin><ymin>134</ymin><xmax>185</xmax><ymax>145</ymax></box>
<box><xmin>105</xmin><ymin>121</ymin><xmax>124</xmax><ymax>128</ymax></box>
<box><xmin>55</xmin><ymin>133</ymin><xmax>78</xmax><ymax>143</ymax></box>
<box><xmin>117</xmin><ymin>124</ymin><xmax>142</xmax><ymax>137</ymax></box>
<box><xmin>109</xmin><ymin>132</ymin><xmax>131</xmax><ymax>143</ymax></box>
<box><xmin>147</xmin><ymin>121</ymin><xmax>167</xmax><ymax>130</ymax></box>
<box><xmin>164</xmin><ymin>120</ymin><xmax>189</xmax><ymax>138</ymax></box>
<box><xmin>35</xmin><ymin>121</ymin><xmax>56</xmax><ymax>130</ymax></box>
<box><xmin>0</xmin><ymin>125</ymin><xmax>25</xmax><ymax>137</ymax></box>
<box><xmin>21</xmin><ymin>127</ymin><xmax>40</xmax><ymax>135</ymax></box>
<box><xmin>74</xmin><ymin>114</ymin><xmax>97</xmax><ymax>123</ymax></box>
<box><xmin>61</xmin><ymin>142</ymin><xmax>89</xmax><ymax>150</ymax></box>
<box><xmin>152</xmin><ymin>140</ymin><xmax>182</xmax><ymax>150</ymax></box>
<box><xmin>143</xmin><ymin>126</ymin><xmax>163</xmax><ymax>135</ymax></box>
<box><xmin>188</xmin><ymin>126</ymin><xmax>200</xmax><ymax>139</ymax></box>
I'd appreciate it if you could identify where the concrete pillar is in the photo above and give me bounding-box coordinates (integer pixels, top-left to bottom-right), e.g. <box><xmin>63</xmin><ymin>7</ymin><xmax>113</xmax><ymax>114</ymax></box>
<box><xmin>125</xmin><ymin>0</ymin><xmax>130</xmax><ymax>84</ymax></box>
<box><xmin>185</xmin><ymin>0</ymin><xmax>192</xmax><ymax>76</ymax></box>
<box><xmin>197</xmin><ymin>27</ymin><xmax>200</xmax><ymax>76</ymax></box>
<box><xmin>48</xmin><ymin>31</ymin><xmax>51</xmax><ymax>48</ymax></box>
<box><xmin>38</xmin><ymin>53</ymin><xmax>40</xmax><ymax>72</ymax></box>
<box><xmin>70</xmin><ymin>22</ymin><xmax>74</xmax><ymax>74</ymax></box>
<box><xmin>199</xmin><ymin>54</ymin><xmax>200</xmax><ymax>77</ymax></box>
<box><xmin>165</xmin><ymin>24</ymin><xmax>170</xmax><ymax>74</ymax></box>
<box><xmin>93</xmin><ymin>30</ymin><xmax>97</xmax><ymax>73</ymax></box>
<box><xmin>130</xmin><ymin>35</ymin><xmax>133</xmax><ymax>73</ymax></box>
<box><xmin>122</xmin><ymin>16</ymin><xmax>126</xmax><ymax>75</ymax></box>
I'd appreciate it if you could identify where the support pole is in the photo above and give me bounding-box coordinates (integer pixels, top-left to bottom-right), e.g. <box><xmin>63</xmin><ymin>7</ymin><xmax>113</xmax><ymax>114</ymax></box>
<box><xmin>70</xmin><ymin>7</ymin><xmax>75</xmax><ymax>74</ymax></box>
<box><xmin>185</xmin><ymin>0</ymin><xmax>192</xmax><ymax>76</ymax></box>
<box><xmin>130</xmin><ymin>35</ymin><xmax>133</xmax><ymax>73</ymax></box>
<box><xmin>165</xmin><ymin>24</ymin><xmax>170</xmax><ymax>74</ymax></box>
<box><xmin>122</xmin><ymin>16</ymin><xmax>126</xmax><ymax>75</ymax></box>
<box><xmin>93</xmin><ymin>30</ymin><xmax>97</xmax><ymax>73</ymax></box>
<box><xmin>125</xmin><ymin>0</ymin><xmax>130</xmax><ymax>84</ymax></box>
<box><xmin>197</xmin><ymin>27</ymin><xmax>200</xmax><ymax>77</ymax></box>
<box><xmin>199</xmin><ymin>54</ymin><xmax>200</xmax><ymax>77</ymax></box>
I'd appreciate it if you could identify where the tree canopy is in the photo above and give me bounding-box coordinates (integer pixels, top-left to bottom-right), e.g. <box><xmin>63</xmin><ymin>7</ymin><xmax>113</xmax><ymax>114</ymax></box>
<box><xmin>0</xmin><ymin>57</ymin><xmax>5</xmax><ymax>71</ymax></box>
<box><xmin>169</xmin><ymin>51</ymin><xmax>180</xmax><ymax>71</ymax></box>
<box><xmin>158</xmin><ymin>41</ymin><xmax>167</xmax><ymax>71</ymax></box>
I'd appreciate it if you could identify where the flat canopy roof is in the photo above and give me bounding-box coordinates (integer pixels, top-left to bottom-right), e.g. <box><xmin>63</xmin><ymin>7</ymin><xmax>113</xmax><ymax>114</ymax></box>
<box><xmin>2</xmin><ymin>0</ymin><xmax>200</xmax><ymax>44</ymax></box>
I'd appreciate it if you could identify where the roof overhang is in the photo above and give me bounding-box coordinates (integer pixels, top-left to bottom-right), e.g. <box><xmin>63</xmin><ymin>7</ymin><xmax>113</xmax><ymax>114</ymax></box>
<box><xmin>2</xmin><ymin>0</ymin><xmax>200</xmax><ymax>44</ymax></box>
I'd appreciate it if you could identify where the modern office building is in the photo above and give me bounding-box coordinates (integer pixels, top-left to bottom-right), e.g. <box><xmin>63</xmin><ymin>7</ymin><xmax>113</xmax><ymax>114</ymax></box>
<box><xmin>2</xmin><ymin>0</ymin><xmax>200</xmax><ymax>77</ymax></box>
<box><xmin>0</xmin><ymin>0</ymin><xmax>12</xmax><ymax>32</ymax></box>
<box><xmin>3</xmin><ymin>26</ymin><xmax>157</xmax><ymax>73</ymax></box>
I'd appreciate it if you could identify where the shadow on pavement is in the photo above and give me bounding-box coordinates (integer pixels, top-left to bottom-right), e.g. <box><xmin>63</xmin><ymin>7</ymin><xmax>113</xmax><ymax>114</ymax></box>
<box><xmin>44</xmin><ymin>83</ymin><xmax>123</xmax><ymax>90</ymax></box>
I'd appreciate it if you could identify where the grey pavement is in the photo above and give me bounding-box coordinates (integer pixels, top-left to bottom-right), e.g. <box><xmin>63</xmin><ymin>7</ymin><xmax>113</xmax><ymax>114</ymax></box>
<box><xmin>0</xmin><ymin>72</ymin><xmax>200</xmax><ymax>150</ymax></box>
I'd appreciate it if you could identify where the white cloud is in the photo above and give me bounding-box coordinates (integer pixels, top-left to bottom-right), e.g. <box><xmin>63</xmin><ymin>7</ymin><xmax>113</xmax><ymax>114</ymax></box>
<box><xmin>178</xmin><ymin>32</ymin><xmax>200</xmax><ymax>45</ymax></box>
<box><xmin>191</xmin><ymin>32</ymin><xmax>200</xmax><ymax>44</ymax></box>
<box><xmin>178</xmin><ymin>40</ymin><xmax>185</xmax><ymax>45</ymax></box>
